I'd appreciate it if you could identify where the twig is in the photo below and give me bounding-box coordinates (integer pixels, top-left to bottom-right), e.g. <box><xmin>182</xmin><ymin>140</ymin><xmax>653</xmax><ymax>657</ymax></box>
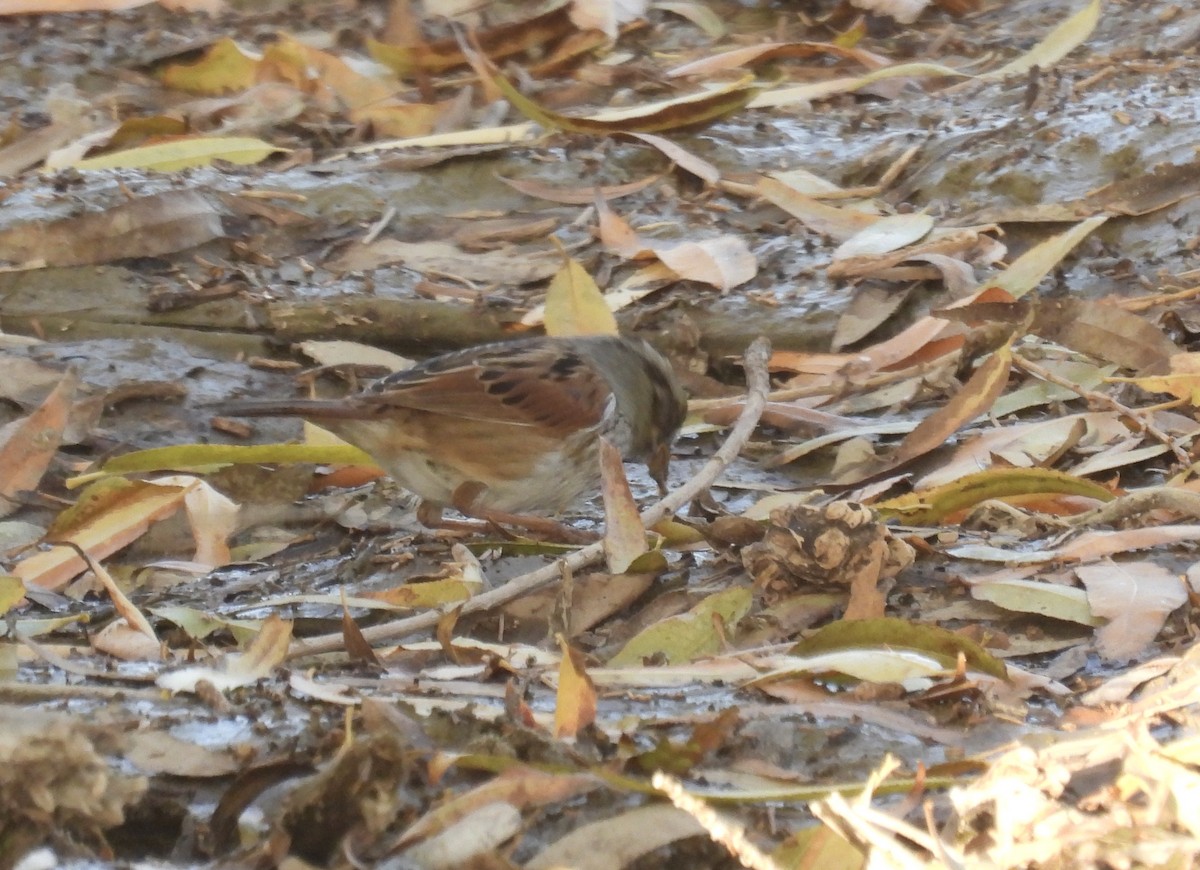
<box><xmin>286</xmin><ymin>337</ymin><xmax>773</xmax><ymax>660</ymax></box>
<box><xmin>1012</xmin><ymin>353</ymin><xmax>1192</xmax><ymax>466</ymax></box>
<box><xmin>652</xmin><ymin>771</ymin><xmax>782</xmax><ymax>870</ymax></box>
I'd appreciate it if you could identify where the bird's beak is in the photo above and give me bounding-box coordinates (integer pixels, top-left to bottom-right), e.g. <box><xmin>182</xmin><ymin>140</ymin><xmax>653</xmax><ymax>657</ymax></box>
<box><xmin>648</xmin><ymin>442</ymin><xmax>671</xmax><ymax>496</ymax></box>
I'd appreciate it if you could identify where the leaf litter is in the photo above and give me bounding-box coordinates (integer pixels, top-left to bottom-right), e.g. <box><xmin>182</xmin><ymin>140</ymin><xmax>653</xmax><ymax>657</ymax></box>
<box><xmin>2</xmin><ymin>0</ymin><xmax>1200</xmax><ymax>868</ymax></box>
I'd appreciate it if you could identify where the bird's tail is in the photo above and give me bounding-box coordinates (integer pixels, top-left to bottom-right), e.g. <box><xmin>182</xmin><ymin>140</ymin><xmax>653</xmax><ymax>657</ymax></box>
<box><xmin>208</xmin><ymin>399</ymin><xmax>368</xmax><ymax>420</ymax></box>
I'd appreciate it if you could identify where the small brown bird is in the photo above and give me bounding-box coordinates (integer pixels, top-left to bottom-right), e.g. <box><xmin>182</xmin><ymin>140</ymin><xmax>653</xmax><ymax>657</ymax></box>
<box><xmin>213</xmin><ymin>335</ymin><xmax>687</xmax><ymax>532</ymax></box>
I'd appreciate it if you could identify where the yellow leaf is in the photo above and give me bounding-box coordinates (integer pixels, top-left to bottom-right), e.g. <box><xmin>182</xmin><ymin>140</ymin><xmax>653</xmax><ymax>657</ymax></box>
<box><xmin>0</xmin><ymin>577</ymin><xmax>25</xmax><ymax>616</ymax></box>
<box><xmin>554</xmin><ymin>634</ymin><xmax>597</xmax><ymax>739</ymax></box>
<box><xmin>71</xmin><ymin>137</ymin><xmax>288</xmax><ymax>172</ymax></box>
<box><xmin>544</xmin><ymin>257</ymin><xmax>619</xmax><ymax>337</ymax></box>
<box><xmin>982</xmin><ymin>0</ymin><xmax>1101</xmax><ymax>79</ymax></box>
<box><xmin>608</xmin><ymin>587</ymin><xmax>751</xmax><ymax>667</ymax></box>
<box><xmin>875</xmin><ymin>467</ymin><xmax>1114</xmax><ymax>525</ymax></box>
<box><xmin>990</xmin><ymin>216</ymin><xmax>1106</xmax><ymax>299</ymax></box>
<box><xmin>159</xmin><ymin>37</ymin><xmax>260</xmax><ymax>94</ymax></box>
<box><xmin>70</xmin><ymin>442</ymin><xmax>376</xmax><ymax>488</ymax></box>
<box><xmin>1124</xmin><ymin>352</ymin><xmax>1200</xmax><ymax>404</ymax></box>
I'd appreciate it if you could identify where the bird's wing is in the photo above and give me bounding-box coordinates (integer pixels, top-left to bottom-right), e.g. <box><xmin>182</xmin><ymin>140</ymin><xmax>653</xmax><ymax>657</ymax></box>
<box><xmin>356</xmin><ymin>339</ymin><xmax>615</xmax><ymax>436</ymax></box>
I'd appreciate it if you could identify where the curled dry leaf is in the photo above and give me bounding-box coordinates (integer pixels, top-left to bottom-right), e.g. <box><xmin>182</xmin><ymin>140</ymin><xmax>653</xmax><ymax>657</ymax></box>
<box><xmin>156</xmin><ymin>613</ymin><xmax>293</xmax><ymax>693</ymax></box>
<box><xmin>597</xmin><ymin>200</ymin><xmax>756</xmax><ymax>291</ymax></box>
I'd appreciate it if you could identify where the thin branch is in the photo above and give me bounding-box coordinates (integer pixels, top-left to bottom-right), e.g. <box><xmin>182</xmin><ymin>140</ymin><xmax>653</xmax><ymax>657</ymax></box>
<box><xmin>1012</xmin><ymin>352</ymin><xmax>1192</xmax><ymax>466</ymax></box>
<box><xmin>286</xmin><ymin>337</ymin><xmax>772</xmax><ymax>660</ymax></box>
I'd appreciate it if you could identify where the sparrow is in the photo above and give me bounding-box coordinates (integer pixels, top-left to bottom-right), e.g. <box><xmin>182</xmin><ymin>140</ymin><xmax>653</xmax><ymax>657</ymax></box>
<box><xmin>211</xmin><ymin>335</ymin><xmax>687</xmax><ymax>533</ymax></box>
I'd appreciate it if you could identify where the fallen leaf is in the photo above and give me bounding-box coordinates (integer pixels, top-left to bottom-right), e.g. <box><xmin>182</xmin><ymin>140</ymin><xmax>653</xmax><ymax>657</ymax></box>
<box><xmin>13</xmin><ymin>479</ymin><xmax>189</xmax><ymax>591</ymax></box>
<box><xmin>1032</xmin><ymin>298</ymin><xmax>1178</xmax><ymax>375</ymax></box>
<box><xmin>493</xmin><ymin>65</ymin><xmax>757</xmax><ymax>135</ymax></box>
<box><xmin>0</xmin><ymin>370</ymin><xmax>75</xmax><ymax>518</ymax></box>
<box><xmin>1078</xmin><ymin>561</ymin><xmax>1187</xmax><ymax>662</ymax></box>
<box><xmin>791</xmin><ymin>616</ymin><xmax>1007</xmax><ymax>679</ymax></box>
<box><xmin>756</xmin><ymin>175</ymin><xmax>881</xmax><ymax>241</ymax></box>
<box><xmin>369</xmin><ymin>6</ymin><xmax>574</xmax><ymax>76</ymax></box>
<box><xmin>971</xmin><ymin>578</ymin><xmax>1100</xmax><ymax>626</ymax></box>
<box><xmin>980</xmin><ymin>0</ymin><xmax>1101</xmax><ymax>79</ymax></box>
<box><xmin>554</xmin><ymin>634</ymin><xmax>598</xmax><ymax>739</ymax></box>
<box><xmin>599</xmin><ymin>438</ymin><xmax>646</xmax><ymax>574</ymax></box>
<box><xmin>876</xmin><ymin>468</ymin><xmax>1114</xmax><ymax>525</ymax></box>
<box><xmin>159</xmin><ymin>37</ymin><xmax>259</xmax><ymax>93</ymax></box>
<box><xmin>891</xmin><ymin>343</ymin><xmax>1013</xmax><ymax>466</ymax></box>
<box><xmin>989</xmin><ymin>216</ymin><xmax>1107</xmax><ymax>299</ymax></box>
<box><xmin>543</xmin><ymin>257</ymin><xmax>620</xmax><ymax>337</ymax></box>
<box><xmin>156</xmin><ymin>613</ymin><xmax>293</xmax><ymax>693</ymax></box>
<box><xmin>526</xmin><ymin>805</ymin><xmax>704</xmax><ymax>870</ymax></box>
<box><xmin>608</xmin><ymin>587</ymin><xmax>751</xmax><ymax>667</ymax></box>
<box><xmin>832</xmin><ymin>212</ymin><xmax>936</xmax><ymax>260</ymax></box>
<box><xmin>70</xmin><ymin>136</ymin><xmax>287</xmax><ymax>171</ymax></box>
<box><xmin>0</xmin><ymin>190</ymin><xmax>223</xmax><ymax>270</ymax></box>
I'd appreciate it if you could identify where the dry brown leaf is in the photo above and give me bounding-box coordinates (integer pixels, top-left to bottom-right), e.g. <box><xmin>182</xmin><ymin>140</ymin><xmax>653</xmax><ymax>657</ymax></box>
<box><xmin>599</xmin><ymin>437</ymin><xmax>646</xmax><ymax>575</ymax></box>
<box><xmin>628</xmin><ymin>132</ymin><xmax>721</xmax><ymax>184</ymax></box>
<box><xmin>554</xmin><ymin>634</ymin><xmax>598</xmax><ymax>739</ymax></box>
<box><xmin>149</xmin><ymin>476</ymin><xmax>238</xmax><ymax>569</ymax></box>
<box><xmin>393</xmin><ymin>766</ymin><xmax>598</xmax><ymax>851</ymax></box>
<box><xmin>14</xmin><ymin>480</ymin><xmax>189</xmax><ymax>591</ymax></box>
<box><xmin>0</xmin><ymin>370</ymin><xmax>75</xmax><ymax>518</ymax></box>
<box><xmin>596</xmin><ymin>200</ymin><xmax>756</xmax><ymax>291</ymax></box>
<box><xmin>892</xmin><ymin>343</ymin><xmax>1013</xmax><ymax>466</ymax></box>
<box><xmin>1032</xmin><ymin>298</ymin><xmax>1178</xmax><ymax>376</ymax></box>
<box><xmin>91</xmin><ymin>619</ymin><xmax>161</xmax><ymax>662</ymax></box>
<box><xmin>0</xmin><ymin>190</ymin><xmax>223</xmax><ymax>270</ymax></box>
<box><xmin>831</xmin><ymin>285</ymin><xmax>913</xmax><ymax>351</ymax></box>
<box><xmin>756</xmin><ymin>175</ymin><xmax>881</xmax><ymax>242</ymax></box>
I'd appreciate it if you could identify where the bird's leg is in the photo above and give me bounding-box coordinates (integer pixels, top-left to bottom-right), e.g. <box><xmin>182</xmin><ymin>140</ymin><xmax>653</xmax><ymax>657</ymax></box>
<box><xmin>448</xmin><ymin>483</ymin><xmax>597</xmax><ymax>545</ymax></box>
<box><xmin>415</xmin><ymin>500</ymin><xmax>493</xmax><ymax>536</ymax></box>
